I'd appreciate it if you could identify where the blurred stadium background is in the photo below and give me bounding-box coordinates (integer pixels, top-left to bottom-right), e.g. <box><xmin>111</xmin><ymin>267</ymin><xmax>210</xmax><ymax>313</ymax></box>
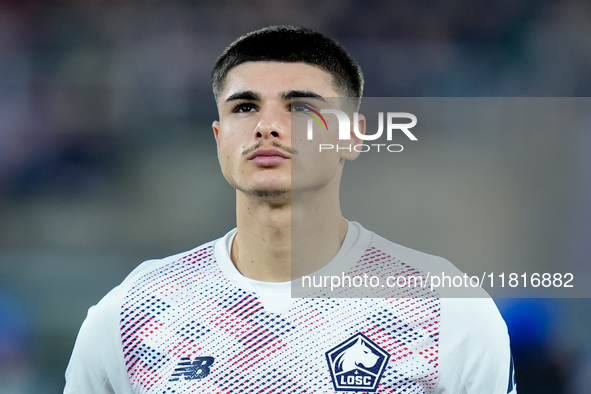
<box><xmin>1</xmin><ymin>0</ymin><xmax>590</xmax><ymax>393</ymax></box>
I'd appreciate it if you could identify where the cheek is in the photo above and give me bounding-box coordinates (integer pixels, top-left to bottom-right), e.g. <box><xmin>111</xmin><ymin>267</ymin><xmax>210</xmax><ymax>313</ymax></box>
<box><xmin>216</xmin><ymin>133</ymin><xmax>250</xmax><ymax>176</ymax></box>
<box><xmin>215</xmin><ymin>138</ymin><xmax>234</xmax><ymax>170</ymax></box>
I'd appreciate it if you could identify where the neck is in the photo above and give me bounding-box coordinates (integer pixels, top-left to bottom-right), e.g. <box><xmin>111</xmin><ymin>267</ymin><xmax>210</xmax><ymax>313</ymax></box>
<box><xmin>231</xmin><ymin>188</ymin><xmax>347</xmax><ymax>282</ymax></box>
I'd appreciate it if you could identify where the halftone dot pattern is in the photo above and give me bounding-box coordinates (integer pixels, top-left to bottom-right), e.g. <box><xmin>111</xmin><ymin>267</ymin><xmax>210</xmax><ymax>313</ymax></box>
<box><xmin>120</xmin><ymin>245</ymin><xmax>440</xmax><ymax>393</ymax></box>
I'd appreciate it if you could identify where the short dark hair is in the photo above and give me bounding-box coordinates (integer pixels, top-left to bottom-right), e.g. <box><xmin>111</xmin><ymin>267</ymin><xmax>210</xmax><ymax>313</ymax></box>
<box><xmin>212</xmin><ymin>26</ymin><xmax>364</xmax><ymax>103</ymax></box>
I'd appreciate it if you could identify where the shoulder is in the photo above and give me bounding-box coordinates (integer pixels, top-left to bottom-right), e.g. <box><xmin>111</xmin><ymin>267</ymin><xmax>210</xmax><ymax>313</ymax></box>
<box><xmin>357</xmin><ymin>223</ymin><xmax>488</xmax><ymax>298</ymax></box>
<box><xmin>96</xmin><ymin>237</ymin><xmax>223</xmax><ymax>325</ymax></box>
<box><xmin>123</xmin><ymin>239</ymin><xmax>218</xmax><ymax>288</ymax></box>
<box><xmin>87</xmin><ymin>240</ymin><xmax>222</xmax><ymax>327</ymax></box>
<box><xmin>365</xmin><ymin>228</ymin><xmax>464</xmax><ymax>276</ymax></box>
<box><xmin>354</xmin><ymin>223</ymin><xmax>514</xmax><ymax>392</ymax></box>
<box><xmin>436</xmin><ymin>297</ymin><xmax>513</xmax><ymax>393</ymax></box>
<box><xmin>438</xmin><ymin>297</ymin><xmax>509</xmax><ymax>351</ymax></box>
<box><xmin>64</xmin><ymin>238</ymin><xmax>221</xmax><ymax>392</ymax></box>
<box><xmin>84</xmin><ymin>242</ymin><xmax>217</xmax><ymax>315</ymax></box>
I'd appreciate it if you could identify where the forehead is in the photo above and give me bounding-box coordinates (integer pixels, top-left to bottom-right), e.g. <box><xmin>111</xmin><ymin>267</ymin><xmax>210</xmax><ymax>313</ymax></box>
<box><xmin>219</xmin><ymin>61</ymin><xmax>340</xmax><ymax>100</ymax></box>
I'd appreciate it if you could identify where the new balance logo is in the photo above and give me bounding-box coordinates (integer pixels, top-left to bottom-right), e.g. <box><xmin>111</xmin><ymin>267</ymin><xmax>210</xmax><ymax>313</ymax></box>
<box><xmin>169</xmin><ymin>356</ymin><xmax>214</xmax><ymax>381</ymax></box>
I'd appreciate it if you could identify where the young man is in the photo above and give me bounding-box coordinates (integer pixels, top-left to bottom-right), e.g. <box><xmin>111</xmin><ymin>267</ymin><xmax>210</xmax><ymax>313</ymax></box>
<box><xmin>65</xmin><ymin>26</ymin><xmax>516</xmax><ymax>393</ymax></box>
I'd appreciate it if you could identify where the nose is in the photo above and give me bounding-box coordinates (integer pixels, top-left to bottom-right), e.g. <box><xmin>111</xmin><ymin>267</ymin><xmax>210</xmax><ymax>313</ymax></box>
<box><xmin>253</xmin><ymin>105</ymin><xmax>287</xmax><ymax>140</ymax></box>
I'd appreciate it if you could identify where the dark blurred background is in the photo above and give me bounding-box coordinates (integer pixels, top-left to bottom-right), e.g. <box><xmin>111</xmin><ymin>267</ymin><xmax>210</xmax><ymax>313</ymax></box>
<box><xmin>1</xmin><ymin>0</ymin><xmax>590</xmax><ymax>392</ymax></box>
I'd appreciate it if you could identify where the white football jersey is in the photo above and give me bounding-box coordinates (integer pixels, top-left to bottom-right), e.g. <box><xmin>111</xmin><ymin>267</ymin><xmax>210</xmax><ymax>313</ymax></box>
<box><xmin>64</xmin><ymin>221</ymin><xmax>516</xmax><ymax>393</ymax></box>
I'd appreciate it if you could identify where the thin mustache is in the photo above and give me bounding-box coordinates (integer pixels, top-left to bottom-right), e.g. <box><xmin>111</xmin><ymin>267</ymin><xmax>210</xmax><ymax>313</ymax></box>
<box><xmin>241</xmin><ymin>141</ymin><xmax>298</xmax><ymax>156</ymax></box>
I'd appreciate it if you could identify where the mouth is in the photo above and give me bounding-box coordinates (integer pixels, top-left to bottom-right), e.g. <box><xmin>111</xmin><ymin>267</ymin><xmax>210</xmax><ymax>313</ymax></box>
<box><xmin>247</xmin><ymin>148</ymin><xmax>291</xmax><ymax>166</ymax></box>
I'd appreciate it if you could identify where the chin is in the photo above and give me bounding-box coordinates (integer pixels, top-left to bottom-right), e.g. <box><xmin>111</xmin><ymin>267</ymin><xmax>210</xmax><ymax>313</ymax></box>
<box><xmin>247</xmin><ymin>188</ymin><xmax>291</xmax><ymax>199</ymax></box>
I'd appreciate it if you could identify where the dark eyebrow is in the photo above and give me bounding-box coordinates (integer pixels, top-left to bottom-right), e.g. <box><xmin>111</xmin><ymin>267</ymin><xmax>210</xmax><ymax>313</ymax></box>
<box><xmin>224</xmin><ymin>90</ymin><xmax>327</xmax><ymax>103</ymax></box>
<box><xmin>281</xmin><ymin>90</ymin><xmax>327</xmax><ymax>102</ymax></box>
<box><xmin>225</xmin><ymin>91</ymin><xmax>261</xmax><ymax>102</ymax></box>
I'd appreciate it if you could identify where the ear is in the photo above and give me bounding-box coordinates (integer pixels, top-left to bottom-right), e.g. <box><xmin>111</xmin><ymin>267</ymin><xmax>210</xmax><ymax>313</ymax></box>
<box><xmin>212</xmin><ymin>121</ymin><xmax>221</xmax><ymax>151</ymax></box>
<box><xmin>340</xmin><ymin>113</ymin><xmax>366</xmax><ymax>161</ymax></box>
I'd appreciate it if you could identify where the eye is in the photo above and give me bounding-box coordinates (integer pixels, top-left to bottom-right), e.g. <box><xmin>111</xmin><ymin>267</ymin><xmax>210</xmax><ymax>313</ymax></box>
<box><xmin>290</xmin><ymin>102</ymin><xmax>313</xmax><ymax>113</ymax></box>
<box><xmin>233</xmin><ymin>103</ymin><xmax>257</xmax><ymax>113</ymax></box>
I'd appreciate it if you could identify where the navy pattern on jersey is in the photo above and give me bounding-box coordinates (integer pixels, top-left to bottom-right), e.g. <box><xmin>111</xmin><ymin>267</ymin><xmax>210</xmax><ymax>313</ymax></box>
<box><xmin>120</xmin><ymin>246</ymin><xmax>440</xmax><ymax>393</ymax></box>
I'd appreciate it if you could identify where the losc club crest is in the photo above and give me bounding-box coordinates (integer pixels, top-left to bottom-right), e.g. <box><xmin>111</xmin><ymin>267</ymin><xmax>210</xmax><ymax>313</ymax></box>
<box><xmin>325</xmin><ymin>333</ymin><xmax>390</xmax><ymax>392</ymax></box>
